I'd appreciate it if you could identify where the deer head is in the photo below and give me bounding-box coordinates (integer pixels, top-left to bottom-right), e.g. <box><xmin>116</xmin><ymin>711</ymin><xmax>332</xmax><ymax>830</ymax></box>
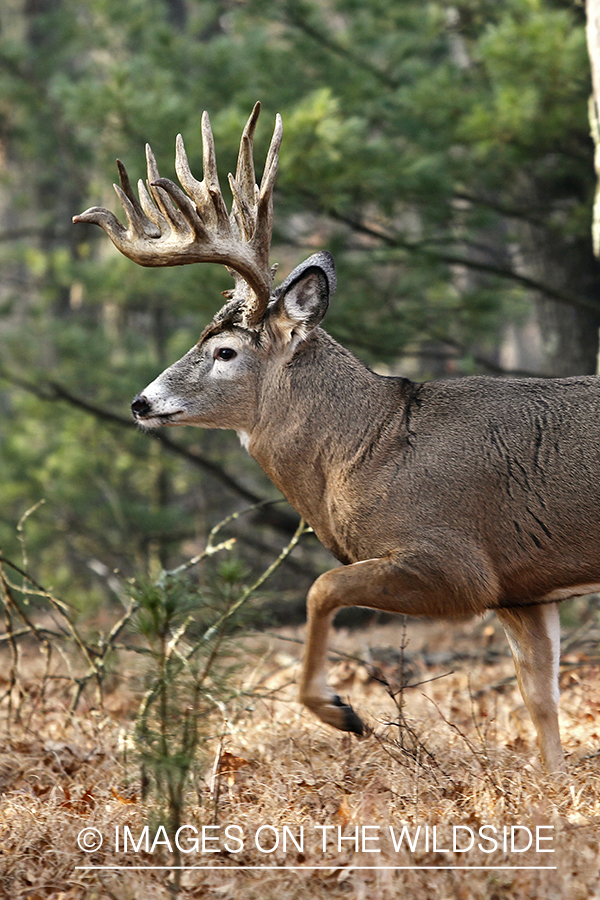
<box><xmin>74</xmin><ymin>102</ymin><xmax>336</xmax><ymax>435</ymax></box>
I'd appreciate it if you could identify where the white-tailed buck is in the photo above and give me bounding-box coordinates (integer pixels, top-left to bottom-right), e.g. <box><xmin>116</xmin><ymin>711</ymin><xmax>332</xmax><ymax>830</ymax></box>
<box><xmin>75</xmin><ymin>102</ymin><xmax>600</xmax><ymax>774</ymax></box>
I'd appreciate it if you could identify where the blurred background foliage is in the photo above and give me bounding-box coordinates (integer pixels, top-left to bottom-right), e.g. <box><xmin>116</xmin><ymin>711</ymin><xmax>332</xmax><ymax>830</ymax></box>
<box><xmin>0</xmin><ymin>0</ymin><xmax>598</xmax><ymax>611</ymax></box>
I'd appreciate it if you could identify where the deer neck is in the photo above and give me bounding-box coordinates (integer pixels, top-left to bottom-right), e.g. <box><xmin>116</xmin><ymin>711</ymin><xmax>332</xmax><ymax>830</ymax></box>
<box><xmin>247</xmin><ymin>330</ymin><xmax>411</xmax><ymax>560</ymax></box>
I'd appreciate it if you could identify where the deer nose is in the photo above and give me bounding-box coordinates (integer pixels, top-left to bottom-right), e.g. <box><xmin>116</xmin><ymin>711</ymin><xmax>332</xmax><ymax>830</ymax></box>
<box><xmin>131</xmin><ymin>394</ymin><xmax>152</xmax><ymax>418</ymax></box>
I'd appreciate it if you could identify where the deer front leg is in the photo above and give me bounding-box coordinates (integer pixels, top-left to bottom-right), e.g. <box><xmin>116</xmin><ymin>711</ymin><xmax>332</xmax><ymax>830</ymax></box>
<box><xmin>496</xmin><ymin>603</ymin><xmax>565</xmax><ymax>774</ymax></box>
<box><xmin>299</xmin><ymin>542</ymin><xmax>499</xmax><ymax>735</ymax></box>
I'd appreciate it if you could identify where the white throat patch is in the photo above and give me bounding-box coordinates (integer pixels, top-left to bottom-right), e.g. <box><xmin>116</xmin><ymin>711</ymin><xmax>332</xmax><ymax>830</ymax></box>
<box><xmin>237</xmin><ymin>430</ymin><xmax>250</xmax><ymax>452</ymax></box>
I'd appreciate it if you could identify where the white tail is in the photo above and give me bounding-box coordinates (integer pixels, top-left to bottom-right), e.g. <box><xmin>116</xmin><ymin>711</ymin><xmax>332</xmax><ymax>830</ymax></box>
<box><xmin>74</xmin><ymin>104</ymin><xmax>600</xmax><ymax>774</ymax></box>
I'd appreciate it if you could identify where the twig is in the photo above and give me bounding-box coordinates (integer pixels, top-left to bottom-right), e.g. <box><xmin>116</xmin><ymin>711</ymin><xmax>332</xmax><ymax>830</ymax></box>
<box><xmin>424</xmin><ymin>693</ymin><xmax>506</xmax><ymax>796</ymax></box>
<box><xmin>0</xmin><ymin>565</ymin><xmax>20</xmax><ymax>726</ymax></box>
<box><xmin>202</xmin><ymin>518</ymin><xmax>310</xmax><ymax>642</ymax></box>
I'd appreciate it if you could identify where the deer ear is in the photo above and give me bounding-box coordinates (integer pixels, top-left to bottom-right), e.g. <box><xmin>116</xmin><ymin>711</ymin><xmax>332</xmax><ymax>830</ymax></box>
<box><xmin>271</xmin><ymin>251</ymin><xmax>336</xmax><ymax>338</ymax></box>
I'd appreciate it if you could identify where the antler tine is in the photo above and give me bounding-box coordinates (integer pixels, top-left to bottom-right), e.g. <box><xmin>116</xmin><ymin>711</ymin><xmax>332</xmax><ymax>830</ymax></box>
<box><xmin>199</xmin><ymin>111</ymin><xmax>231</xmax><ymax>232</ymax></box>
<box><xmin>229</xmin><ymin>102</ymin><xmax>261</xmax><ymax>241</ymax></box>
<box><xmin>241</xmin><ymin>112</ymin><xmax>283</xmax><ymax>326</ymax></box>
<box><xmin>254</xmin><ymin>112</ymin><xmax>283</xmax><ymax>250</ymax></box>
<box><xmin>236</xmin><ymin>102</ymin><xmax>261</xmax><ymax>199</ymax></box>
<box><xmin>144</xmin><ymin>143</ymin><xmax>187</xmax><ymax>232</ymax></box>
<box><xmin>116</xmin><ymin>158</ymin><xmax>161</xmax><ymax>238</ymax></box>
<box><xmin>73</xmin><ymin>104</ymin><xmax>282</xmax><ymax>317</ymax></box>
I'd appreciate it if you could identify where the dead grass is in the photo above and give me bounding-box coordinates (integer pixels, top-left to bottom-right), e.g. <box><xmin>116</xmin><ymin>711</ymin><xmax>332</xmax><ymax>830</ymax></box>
<box><xmin>1</xmin><ymin>614</ymin><xmax>600</xmax><ymax>900</ymax></box>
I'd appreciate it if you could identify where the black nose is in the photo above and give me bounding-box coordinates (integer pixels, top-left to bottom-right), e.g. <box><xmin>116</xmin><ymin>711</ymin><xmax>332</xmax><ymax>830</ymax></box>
<box><xmin>131</xmin><ymin>394</ymin><xmax>152</xmax><ymax>417</ymax></box>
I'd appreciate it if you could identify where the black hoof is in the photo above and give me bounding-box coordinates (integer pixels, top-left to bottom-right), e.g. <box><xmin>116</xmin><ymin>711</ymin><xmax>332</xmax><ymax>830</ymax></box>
<box><xmin>332</xmin><ymin>695</ymin><xmax>364</xmax><ymax>736</ymax></box>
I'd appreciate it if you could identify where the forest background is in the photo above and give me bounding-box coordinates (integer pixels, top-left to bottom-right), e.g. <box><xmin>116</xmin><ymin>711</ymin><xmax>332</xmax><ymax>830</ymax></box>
<box><xmin>0</xmin><ymin>0</ymin><xmax>598</xmax><ymax>617</ymax></box>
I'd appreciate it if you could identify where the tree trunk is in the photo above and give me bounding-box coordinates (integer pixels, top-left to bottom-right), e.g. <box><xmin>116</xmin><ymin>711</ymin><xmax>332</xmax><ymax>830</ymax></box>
<box><xmin>587</xmin><ymin>0</ymin><xmax>600</xmax><ymax>257</ymax></box>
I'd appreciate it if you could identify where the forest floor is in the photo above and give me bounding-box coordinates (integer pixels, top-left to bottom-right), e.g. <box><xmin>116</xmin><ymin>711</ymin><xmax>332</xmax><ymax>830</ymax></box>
<box><xmin>1</xmin><ymin>610</ymin><xmax>600</xmax><ymax>900</ymax></box>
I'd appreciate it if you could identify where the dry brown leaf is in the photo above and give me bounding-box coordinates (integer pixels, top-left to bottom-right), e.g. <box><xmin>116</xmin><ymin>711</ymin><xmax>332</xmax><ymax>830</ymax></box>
<box><xmin>111</xmin><ymin>787</ymin><xmax>137</xmax><ymax>804</ymax></box>
<box><xmin>217</xmin><ymin>750</ymin><xmax>250</xmax><ymax>774</ymax></box>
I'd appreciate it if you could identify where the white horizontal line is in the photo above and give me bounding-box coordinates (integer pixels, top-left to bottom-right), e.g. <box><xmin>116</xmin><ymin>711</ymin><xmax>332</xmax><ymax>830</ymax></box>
<box><xmin>75</xmin><ymin>865</ymin><xmax>557</xmax><ymax>871</ymax></box>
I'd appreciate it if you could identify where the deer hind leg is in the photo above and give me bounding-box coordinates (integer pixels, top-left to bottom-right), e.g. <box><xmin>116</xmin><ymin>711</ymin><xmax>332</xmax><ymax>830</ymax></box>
<box><xmin>299</xmin><ymin>543</ymin><xmax>499</xmax><ymax>735</ymax></box>
<box><xmin>496</xmin><ymin>602</ymin><xmax>565</xmax><ymax>774</ymax></box>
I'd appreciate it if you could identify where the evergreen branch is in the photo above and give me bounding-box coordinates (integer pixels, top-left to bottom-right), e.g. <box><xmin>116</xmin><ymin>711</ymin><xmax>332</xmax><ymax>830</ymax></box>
<box><xmin>281</xmin><ymin>0</ymin><xmax>400</xmax><ymax>89</ymax></box>
<box><xmin>344</xmin><ymin>332</ymin><xmax>545</xmax><ymax>379</ymax></box>
<box><xmin>451</xmin><ymin>191</ymin><xmax>550</xmax><ymax>229</ymax></box>
<box><xmin>322</xmin><ymin>205</ymin><xmax>600</xmax><ymax>316</ymax></box>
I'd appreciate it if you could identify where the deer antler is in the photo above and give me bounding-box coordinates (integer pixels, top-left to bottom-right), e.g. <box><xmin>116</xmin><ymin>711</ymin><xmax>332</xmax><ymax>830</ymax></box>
<box><xmin>73</xmin><ymin>102</ymin><xmax>283</xmax><ymax>326</ymax></box>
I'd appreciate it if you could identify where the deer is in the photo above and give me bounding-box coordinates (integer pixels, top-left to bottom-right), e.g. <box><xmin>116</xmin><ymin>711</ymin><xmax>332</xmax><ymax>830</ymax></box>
<box><xmin>74</xmin><ymin>102</ymin><xmax>600</xmax><ymax>775</ymax></box>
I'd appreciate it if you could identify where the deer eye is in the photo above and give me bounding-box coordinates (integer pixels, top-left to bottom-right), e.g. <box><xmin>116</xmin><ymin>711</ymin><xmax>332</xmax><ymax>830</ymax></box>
<box><xmin>214</xmin><ymin>347</ymin><xmax>237</xmax><ymax>361</ymax></box>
